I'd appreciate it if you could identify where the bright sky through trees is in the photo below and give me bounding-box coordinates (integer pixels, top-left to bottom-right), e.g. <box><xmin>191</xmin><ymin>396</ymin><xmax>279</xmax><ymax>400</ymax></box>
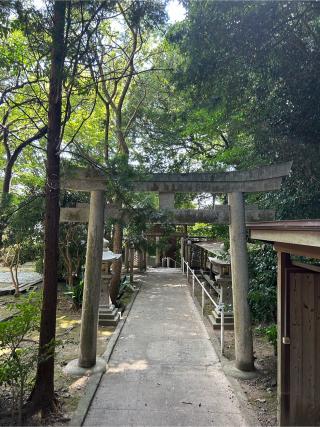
<box><xmin>33</xmin><ymin>0</ymin><xmax>186</xmax><ymax>23</ymax></box>
<box><xmin>167</xmin><ymin>0</ymin><xmax>186</xmax><ymax>22</ymax></box>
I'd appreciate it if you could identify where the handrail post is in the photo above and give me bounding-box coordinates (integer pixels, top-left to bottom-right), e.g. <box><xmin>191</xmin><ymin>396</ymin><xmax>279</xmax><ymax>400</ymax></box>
<box><xmin>220</xmin><ymin>304</ymin><xmax>225</xmax><ymax>355</ymax></box>
<box><xmin>192</xmin><ymin>272</ymin><xmax>195</xmax><ymax>296</ymax></box>
<box><xmin>201</xmin><ymin>286</ymin><xmax>204</xmax><ymax>316</ymax></box>
<box><xmin>186</xmin><ymin>263</ymin><xmax>189</xmax><ymax>281</ymax></box>
<box><xmin>182</xmin><ymin>257</ymin><xmax>184</xmax><ymax>274</ymax></box>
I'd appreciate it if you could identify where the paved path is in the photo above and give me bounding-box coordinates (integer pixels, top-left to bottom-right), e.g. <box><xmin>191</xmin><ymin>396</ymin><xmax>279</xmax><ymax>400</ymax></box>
<box><xmin>84</xmin><ymin>268</ymin><xmax>248</xmax><ymax>426</ymax></box>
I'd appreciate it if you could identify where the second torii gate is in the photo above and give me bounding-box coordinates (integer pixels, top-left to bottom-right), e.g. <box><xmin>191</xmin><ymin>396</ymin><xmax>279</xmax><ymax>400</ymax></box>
<box><xmin>61</xmin><ymin>202</ymin><xmax>275</xmax><ymax>269</ymax></box>
<box><xmin>61</xmin><ymin>161</ymin><xmax>292</xmax><ymax>374</ymax></box>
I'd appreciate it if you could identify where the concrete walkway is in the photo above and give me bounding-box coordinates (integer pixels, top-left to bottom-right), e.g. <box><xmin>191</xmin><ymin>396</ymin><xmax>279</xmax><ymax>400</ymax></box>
<box><xmin>84</xmin><ymin>268</ymin><xmax>248</xmax><ymax>426</ymax></box>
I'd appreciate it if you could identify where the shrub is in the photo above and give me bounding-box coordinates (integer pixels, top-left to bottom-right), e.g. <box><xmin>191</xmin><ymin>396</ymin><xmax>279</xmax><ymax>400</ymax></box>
<box><xmin>0</xmin><ymin>292</ymin><xmax>41</xmax><ymax>424</ymax></box>
<box><xmin>59</xmin><ymin>223</ymin><xmax>87</xmax><ymax>287</ymax></box>
<box><xmin>248</xmin><ymin>244</ymin><xmax>277</xmax><ymax>323</ymax></box>
<box><xmin>64</xmin><ymin>279</ymin><xmax>84</xmax><ymax>310</ymax></box>
<box><xmin>256</xmin><ymin>324</ymin><xmax>277</xmax><ymax>355</ymax></box>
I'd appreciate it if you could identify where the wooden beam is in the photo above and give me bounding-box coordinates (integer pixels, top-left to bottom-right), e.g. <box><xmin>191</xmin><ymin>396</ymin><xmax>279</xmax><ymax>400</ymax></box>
<box><xmin>274</xmin><ymin>242</ymin><xmax>320</xmax><ymax>259</ymax></box>
<box><xmin>247</xmin><ymin>219</ymin><xmax>320</xmax><ymax>231</ymax></box>
<box><xmin>291</xmin><ymin>260</ymin><xmax>320</xmax><ymax>273</ymax></box>
<box><xmin>250</xmin><ymin>229</ymin><xmax>320</xmax><ymax>248</ymax></box>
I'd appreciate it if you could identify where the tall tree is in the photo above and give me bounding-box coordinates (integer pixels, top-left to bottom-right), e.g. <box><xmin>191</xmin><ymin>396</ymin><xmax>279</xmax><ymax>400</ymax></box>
<box><xmin>0</xmin><ymin>5</ymin><xmax>49</xmax><ymax>244</ymax></box>
<box><xmin>29</xmin><ymin>0</ymin><xmax>66</xmax><ymax>415</ymax></box>
<box><xmin>168</xmin><ymin>1</ymin><xmax>320</xmax><ymax>218</ymax></box>
<box><xmin>88</xmin><ymin>0</ymin><xmax>167</xmax><ymax>302</ymax></box>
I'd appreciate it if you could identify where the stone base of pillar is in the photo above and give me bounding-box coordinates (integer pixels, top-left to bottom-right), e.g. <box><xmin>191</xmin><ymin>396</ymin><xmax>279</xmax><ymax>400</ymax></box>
<box><xmin>98</xmin><ymin>304</ymin><xmax>120</xmax><ymax>326</ymax></box>
<box><xmin>63</xmin><ymin>357</ymin><xmax>107</xmax><ymax>377</ymax></box>
<box><xmin>222</xmin><ymin>360</ymin><xmax>258</xmax><ymax>379</ymax></box>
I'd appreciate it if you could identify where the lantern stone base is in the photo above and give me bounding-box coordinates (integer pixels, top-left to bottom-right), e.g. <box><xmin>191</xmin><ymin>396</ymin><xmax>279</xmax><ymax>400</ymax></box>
<box><xmin>98</xmin><ymin>304</ymin><xmax>120</xmax><ymax>326</ymax></box>
<box><xmin>208</xmin><ymin>313</ymin><xmax>234</xmax><ymax>330</ymax></box>
<box><xmin>63</xmin><ymin>357</ymin><xmax>107</xmax><ymax>377</ymax></box>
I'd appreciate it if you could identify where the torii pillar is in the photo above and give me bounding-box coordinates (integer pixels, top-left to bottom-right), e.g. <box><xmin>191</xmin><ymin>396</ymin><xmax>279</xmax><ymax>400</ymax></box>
<box><xmin>79</xmin><ymin>190</ymin><xmax>106</xmax><ymax>368</ymax></box>
<box><xmin>155</xmin><ymin>236</ymin><xmax>161</xmax><ymax>267</ymax></box>
<box><xmin>228</xmin><ymin>192</ymin><xmax>253</xmax><ymax>371</ymax></box>
<box><xmin>64</xmin><ymin>190</ymin><xmax>106</xmax><ymax>376</ymax></box>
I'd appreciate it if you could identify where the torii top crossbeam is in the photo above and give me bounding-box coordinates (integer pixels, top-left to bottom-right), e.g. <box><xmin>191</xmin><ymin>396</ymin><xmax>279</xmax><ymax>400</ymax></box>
<box><xmin>61</xmin><ymin>162</ymin><xmax>292</xmax><ymax>193</ymax></box>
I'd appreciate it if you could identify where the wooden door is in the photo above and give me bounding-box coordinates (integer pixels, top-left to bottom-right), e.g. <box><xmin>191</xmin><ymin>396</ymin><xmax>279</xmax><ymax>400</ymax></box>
<box><xmin>287</xmin><ymin>270</ymin><xmax>320</xmax><ymax>425</ymax></box>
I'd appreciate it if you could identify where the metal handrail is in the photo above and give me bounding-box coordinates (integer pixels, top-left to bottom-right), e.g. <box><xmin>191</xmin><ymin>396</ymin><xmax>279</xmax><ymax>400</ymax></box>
<box><xmin>181</xmin><ymin>256</ymin><xmax>225</xmax><ymax>354</ymax></box>
<box><xmin>161</xmin><ymin>256</ymin><xmax>180</xmax><ymax>268</ymax></box>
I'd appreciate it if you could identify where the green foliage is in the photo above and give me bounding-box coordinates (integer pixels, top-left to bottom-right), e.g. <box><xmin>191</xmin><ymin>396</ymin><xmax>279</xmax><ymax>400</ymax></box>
<box><xmin>188</xmin><ymin>223</ymin><xmax>214</xmax><ymax>237</ymax></box>
<box><xmin>169</xmin><ymin>1</ymin><xmax>320</xmax><ymax>218</ymax></box>
<box><xmin>2</xmin><ymin>193</ymin><xmax>44</xmax><ymax>248</ymax></box>
<box><xmin>256</xmin><ymin>324</ymin><xmax>277</xmax><ymax>356</ymax></box>
<box><xmin>0</xmin><ymin>292</ymin><xmax>41</xmax><ymax>423</ymax></box>
<box><xmin>65</xmin><ymin>279</ymin><xmax>84</xmax><ymax>310</ymax></box>
<box><xmin>187</xmin><ymin>223</ymin><xmax>229</xmax><ymax>246</ymax></box>
<box><xmin>58</xmin><ymin>223</ymin><xmax>87</xmax><ymax>286</ymax></box>
<box><xmin>248</xmin><ymin>244</ymin><xmax>277</xmax><ymax>323</ymax></box>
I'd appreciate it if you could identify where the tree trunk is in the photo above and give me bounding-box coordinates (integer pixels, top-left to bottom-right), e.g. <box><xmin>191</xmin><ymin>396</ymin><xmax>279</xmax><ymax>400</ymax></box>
<box><xmin>28</xmin><ymin>0</ymin><xmax>66</xmax><ymax>415</ymax></box>
<box><xmin>110</xmin><ymin>222</ymin><xmax>123</xmax><ymax>304</ymax></box>
<box><xmin>0</xmin><ymin>160</ymin><xmax>13</xmax><ymax>246</ymax></box>
<box><xmin>104</xmin><ymin>103</ymin><xmax>110</xmax><ymax>162</ymax></box>
<box><xmin>109</xmin><ymin>114</ymin><xmax>128</xmax><ymax>304</ymax></box>
<box><xmin>9</xmin><ymin>265</ymin><xmax>19</xmax><ymax>296</ymax></box>
<box><xmin>14</xmin><ymin>258</ymin><xmax>19</xmax><ymax>295</ymax></box>
<box><xmin>2</xmin><ymin>162</ymin><xmax>13</xmax><ymax>204</ymax></box>
<box><xmin>66</xmin><ymin>244</ymin><xmax>73</xmax><ymax>287</ymax></box>
<box><xmin>1</xmin><ymin>126</ymin><xmax>48</xmax><ymax>208</ymax></box>
<box><xmin>67</xmin><ymin>264</ymin><xmax>73</xmax><ymax>288</ymax></box>
<box><xmin>0</xmin><ymin>126</ymin><xmax>48</xmax><ymax>246</ymax></box>
<box><xmin>115</xmin><ymin>111</ymin><xmax>129</xmax><ymax>157</ymax></box>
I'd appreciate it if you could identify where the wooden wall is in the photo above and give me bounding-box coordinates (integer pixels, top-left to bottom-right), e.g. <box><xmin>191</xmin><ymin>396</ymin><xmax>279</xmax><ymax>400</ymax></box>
<box><xmin>279</xmin><ymin>262</ymin><xmax>320</xmax><ymax>425</ymax></box>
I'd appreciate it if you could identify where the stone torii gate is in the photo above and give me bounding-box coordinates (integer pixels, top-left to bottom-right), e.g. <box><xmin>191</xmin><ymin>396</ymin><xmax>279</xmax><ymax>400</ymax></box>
<box><xmin>60</xmin><ymin>202</ymin><xmax>275</xmax><ymax>268</ymax></box>
<box><xmin>61</xmin><ymin>202</ymin><xmax>274</xmax><ymax>272</ymax></box>
<box><xmin>61</xmin><ymin>161</ymin><xmax>291</xmax><ymax>373</ymax></box>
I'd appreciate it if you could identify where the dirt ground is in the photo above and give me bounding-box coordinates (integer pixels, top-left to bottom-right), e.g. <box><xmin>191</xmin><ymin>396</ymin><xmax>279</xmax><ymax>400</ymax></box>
<box><xmin>49</xmin><ymin>293</ymin><xmax>116</xmax><ymax>425</ymax></box>
<box><xmin>192</xmin><ymin>280</ymin><xmax>277</xmax><ymax>426</ymax></box>
<box><xmin>220</xmin><ymin>330</ymin><xmax>277</xmax><ymax>427</ymax></box>
<box><xmin>0</xmin><ymin>289</ymin><xmax>117</xmax><ymax>426</ymax></box>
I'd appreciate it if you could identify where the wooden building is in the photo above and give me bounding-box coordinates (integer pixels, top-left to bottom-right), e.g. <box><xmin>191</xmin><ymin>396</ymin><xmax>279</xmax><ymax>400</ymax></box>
<box><xmin>248</xmin><ymin>220</ymin><xmax>320</xmax><ymax>426</ymax></box>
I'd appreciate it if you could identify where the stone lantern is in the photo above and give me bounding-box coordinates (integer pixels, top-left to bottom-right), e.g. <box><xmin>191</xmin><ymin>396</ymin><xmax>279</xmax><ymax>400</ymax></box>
<box><xmin>98</xmin><ymin>239</ymin><xmax>122</xmax><ymax>326</ymax></box>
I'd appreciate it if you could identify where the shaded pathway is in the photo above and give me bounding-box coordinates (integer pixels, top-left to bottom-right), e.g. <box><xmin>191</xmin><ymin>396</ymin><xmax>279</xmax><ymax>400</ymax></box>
<box><xmin>84</xmin><ymin>268</ymin><xmax>248</xmax><ymax>426</ymax></box>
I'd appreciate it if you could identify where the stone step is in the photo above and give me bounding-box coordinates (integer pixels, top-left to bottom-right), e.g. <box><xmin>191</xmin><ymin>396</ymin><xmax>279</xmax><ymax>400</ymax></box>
<box><xmin>211</xmin><ymin>309</ymin><xmax>234</xmax><ymax>324</ymax></box>
<box><xmin>99</xmin><ymin>308</ymin><xmax>119</xmax><ymax>320</ymax></box>
<box><xmin>208</xmin><ymin>314</ymin><xmax>234</xmax><ymax>330</ymax></box>
<box><xmin>99</xmin><ymin>311</ymin><xmax>120</xmax><ymax>327</ymax></box>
